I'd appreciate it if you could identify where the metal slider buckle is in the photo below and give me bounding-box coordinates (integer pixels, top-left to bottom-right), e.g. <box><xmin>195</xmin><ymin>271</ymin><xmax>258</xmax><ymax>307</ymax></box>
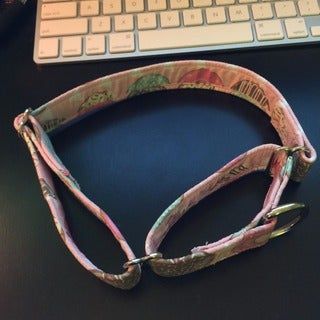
<box><xmin>276</xmin><ymin>145</ymin><xmax>309</xmax><ymax>156</ymax></box>
<box><xmin>18</xmin><ymin>108</ymin><xmax>33</xmax><ymax>135</ymax></box>
<box><xmin>123</xmin><ymin>252</ymin><xmax>163</xmax><ymax>269</ymax></box>
<box><xmin>269</xmin><ymin>145</ymin><xmax>310</xmax><ymax>178</ymax></box>
<box><xmin>265</xmin><ymin>203</ymin><xmax>308</xmax><ymax>239</ymax></box>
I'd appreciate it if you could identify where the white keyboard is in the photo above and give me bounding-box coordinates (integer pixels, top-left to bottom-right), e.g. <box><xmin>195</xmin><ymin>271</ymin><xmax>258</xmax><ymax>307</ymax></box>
<box><xmin>34</xmin><ymin>0</ymin><xmax>320</xmax><ymax>64</ymax></box>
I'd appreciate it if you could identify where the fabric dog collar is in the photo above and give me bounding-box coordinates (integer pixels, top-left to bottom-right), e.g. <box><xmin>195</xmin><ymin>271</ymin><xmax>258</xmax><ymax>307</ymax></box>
<box><xmin>14</xmin><ymin>60</ymin><xmax>316</xmax><ymax>290</ymax></box>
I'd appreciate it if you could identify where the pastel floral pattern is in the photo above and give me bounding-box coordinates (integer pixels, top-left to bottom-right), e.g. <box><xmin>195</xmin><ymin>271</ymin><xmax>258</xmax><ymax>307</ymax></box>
<box><xmin>13</xmin><ymin>60</ymin><xmax>316</xmax><ymax>289</ymax></box>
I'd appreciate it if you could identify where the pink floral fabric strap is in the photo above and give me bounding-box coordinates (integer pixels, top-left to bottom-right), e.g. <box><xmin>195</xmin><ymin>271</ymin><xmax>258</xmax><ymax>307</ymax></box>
<box><xmin>14</xmin><ymin>60</ymin><xmax>316</xmax><ymax>289</ymax></box>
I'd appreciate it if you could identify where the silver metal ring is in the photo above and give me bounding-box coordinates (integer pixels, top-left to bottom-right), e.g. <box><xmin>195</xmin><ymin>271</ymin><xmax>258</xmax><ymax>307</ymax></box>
<box><xmin>265</xmin><ymin>203</ymin><xmax>308</xmax><ymax>239</ymax></box>
<box><xmin>123</xmin><ymin>252</ymin><xmax>163</xmax><ymax>269</ymax></box>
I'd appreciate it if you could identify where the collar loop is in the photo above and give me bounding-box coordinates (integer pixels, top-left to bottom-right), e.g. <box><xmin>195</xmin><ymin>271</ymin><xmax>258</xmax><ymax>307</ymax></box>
<box><xmin>14</xmin><ymin>60</ymin><xmax>316</xmax><ymax>288</ymax></box>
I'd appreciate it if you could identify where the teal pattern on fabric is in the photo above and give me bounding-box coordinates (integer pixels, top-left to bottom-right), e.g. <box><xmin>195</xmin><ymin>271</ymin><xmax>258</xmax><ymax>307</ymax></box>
<box><xmin>152</xmin><ymin>196</ymin><xmax>182</xmax><ymax>231</ymax></box>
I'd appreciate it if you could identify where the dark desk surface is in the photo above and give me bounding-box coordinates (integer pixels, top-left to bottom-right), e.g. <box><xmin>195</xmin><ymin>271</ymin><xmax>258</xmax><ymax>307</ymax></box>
<box><xmin>1</xmin><ymin>2</ymin><xmax>319</xmax><ymax>320</ymax></box>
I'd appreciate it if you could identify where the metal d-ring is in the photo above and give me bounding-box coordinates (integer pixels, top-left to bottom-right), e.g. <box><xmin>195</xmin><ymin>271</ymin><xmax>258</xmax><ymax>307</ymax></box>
<box><xmin>123</xmin><ymin>252</ymin><xmax>163</xmax><ymax>269</ymax></box>
<box><xmin>265</xmin><ymin>203</ymin><xmax>308</xmax><ymax>239</ymax></box>
<box><xmin>276</xmin><ymin>145</ymin><xmax>309</xmax><ymax>156</ymax></box>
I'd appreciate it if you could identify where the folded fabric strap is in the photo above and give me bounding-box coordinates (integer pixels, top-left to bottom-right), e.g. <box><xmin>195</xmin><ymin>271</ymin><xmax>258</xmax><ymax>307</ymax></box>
<box><xmin>14</xmin><ymin>60</ymin><xmax>316</xmax><ymax>289</ymax></box>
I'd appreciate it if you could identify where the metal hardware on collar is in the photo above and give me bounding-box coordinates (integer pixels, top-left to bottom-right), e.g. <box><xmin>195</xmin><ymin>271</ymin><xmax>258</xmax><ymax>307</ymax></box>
<box><xmin>268</xmin><ymin>145</ymin><xmax>310</xmax><ymax>178</ymax></box>
<box><xmin>18</xmin><ymin>108</ymin><xmax>33</xmax><ymax>134</ymax></box>
<box><xmin>276</xmin><ymin>145</ymin><xmax>309</xmax><ymax>156</ymax></box>
<box><xmin>265</xmin><ymin>203</ymin><xmax>308</xmax><ymax>239</ymax></box>
<box><xmin>123</xmin><ymin>252</ymin><xmax>163</xmax><ymax>269</ymax></box>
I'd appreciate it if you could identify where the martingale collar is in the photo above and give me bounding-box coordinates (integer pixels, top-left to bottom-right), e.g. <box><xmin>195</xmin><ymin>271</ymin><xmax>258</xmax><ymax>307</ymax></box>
<box><xmin>14</xmin><ymin>60</ymin><xmax>316</xmax><ymax>289</ymax></box>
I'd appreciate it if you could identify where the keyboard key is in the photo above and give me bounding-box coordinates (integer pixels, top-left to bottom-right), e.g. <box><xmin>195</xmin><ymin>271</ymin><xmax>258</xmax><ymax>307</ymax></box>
<box><xmin>252</xmin><ymin>3</ymin><xmax>273</xmax><ymax>20</ymax></box>
<box><xmin>255</xmin><ymin>20</ymin><xmax>284</xmax><ymax>40</ymax></box>
<box><xmin>170</xmin><ymin>0</ymin><xmax>189</xmax><ymax>9</ymax></box>
<box><xmin>40</xmin><ymin>18</ymin><xmax>88</xmax><ymax>37</ymax></box>
<box><xmin>148</xmin><ymin>0</ymin><xmax>167</xmax><ymax>11</ymax></box>
<box><xmin>125</xmin><ymin>0</ymin><xmax>144</xmax><ymax>13</ymax></box>
<box><xmin>229</xmin><ymin>5</ymin><xmax>250</xmax><ymax>22</ymax></box>
<box><xmin>183</xmin><ymin>9</ymin><xmax>203</xmax><ymax>26</ymax></box>
<box><xmin>62</xmin><ymin>36</ymin><xmax>82</xmax><ymax>57</ymax></box>
<box><xmin>80</xmin><ymin>1</ymin><xmax>99</xmax><ymax>17</ymax></box>
<box><xmin>193</xmin><ymin>0</ymin><xmax>212</xmax><ymax>7</ymax></box>
<box><xmin>298</xmin><ymin>0</ymin><xmax>320</xmax><ymax>16</ymax></box>
<box><xmin>216</xmin><ymin>0</ymin><xmax>235</xmax><ymax>5</ymax></box>
<box><xmin>86</xmin><ymin>35</ymin><xmax>106</xmax><ymax>55</ymax></box>
<box><xmin>206</xmin><ymin>7</ymin><xmax>226</xmax><ymax>24</ymax></box>
<box><xmin>311</xmin><ymin>26</ymin><xmax>320</xmax><ymax>36</ymax></box>
<box><xmin>160</xmin><ymin>11</ymin><xmax>180</xmax><ymax>28</ymax></box>
<box><xmin>92</xmin><ymin>16</ymin><xmax>111</xmax><ymax>33</ymax></box>
<box><xmin>103</xmin><ymin>0</ymin><xmax>122</xmax><ymax>15</ymax></box>
<box><xmin>137</xmin><ymin>12</ymin><xmax>157</xmax><ymax>29</ymax></box>
<box><xmin>109</xmin><ymin>32</ymin><xmax>135</xmax><ymax>53</ymax></box>
<box><xmin>38</xmin><ymin>38</ymin><xmax>59</xmax><ymax>58</ymax></box>
<box><xmin>285</xmin><ymin>18</ymin><xmax>308</xmax><ymax>38</ymax></box>
<box><xmin>275</xmin><ymin>1</ymin><xmax>297</xmax><ymax>18</ymax></box>
<box><xmin>41</xmin><ymin>2</ymin><xmax>77</xmax><ymax>20</ymax></box>
<box><xmin>114</xmin><ymin>14</ymin><xmax>134</xmax><ymax>31</ymax></box>
<box><xmin>239</xmin><ymin>0</ymin><xmax>257</xmax><ymax>3</ymax></box>
<box><xmin>138</xmin><ymin>23</ymin><xmax>253</xmax><ymax>51</ymax></box>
